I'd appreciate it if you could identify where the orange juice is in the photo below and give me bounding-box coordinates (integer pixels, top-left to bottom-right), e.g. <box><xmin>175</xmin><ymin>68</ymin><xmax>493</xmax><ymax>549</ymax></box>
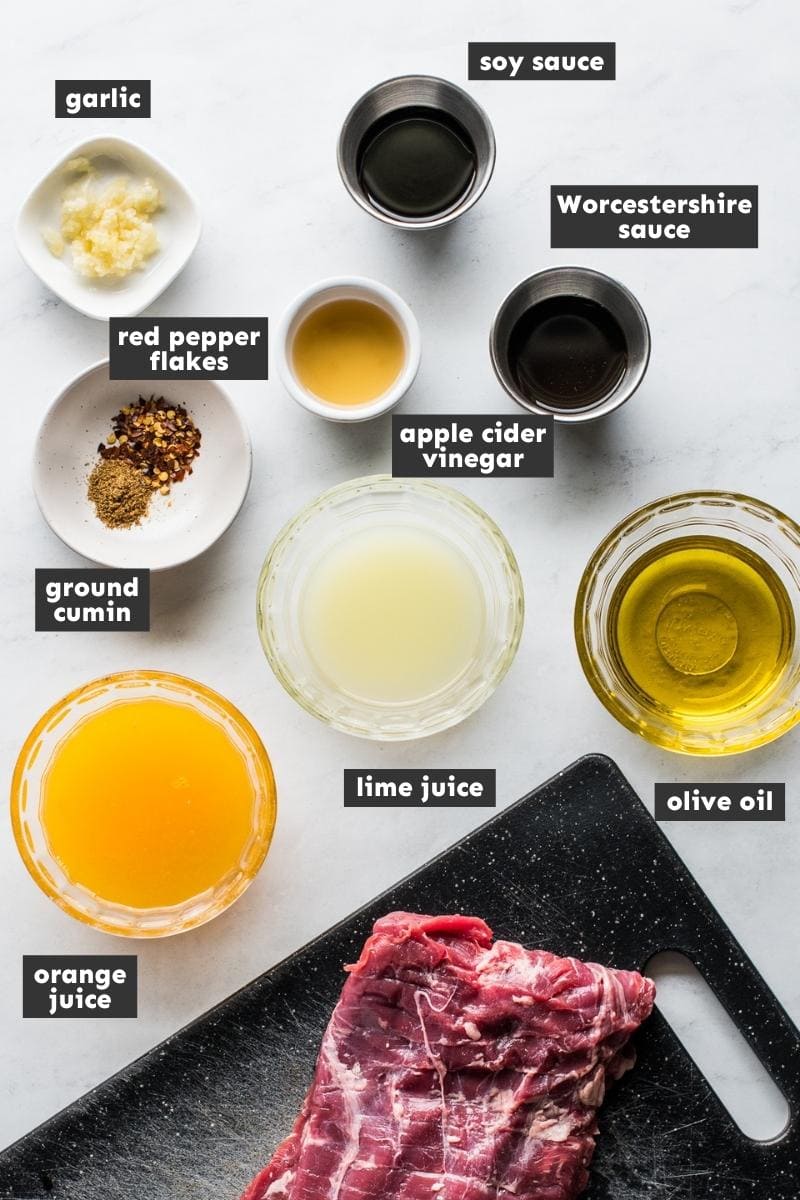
<box><xmin>12</xmin><ymin>672</ymin><xmax>276</xmax><ymax>934</ymax></box>
<box><xmin>41</xmin><ymin>697</ymin><xmax>259</xmax><ymax>908</ymax></box>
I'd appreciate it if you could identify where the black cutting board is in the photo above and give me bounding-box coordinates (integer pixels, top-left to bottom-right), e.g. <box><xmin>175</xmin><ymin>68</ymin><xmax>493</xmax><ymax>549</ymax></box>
<box><xmin>2</xmin><ymin>754</ymin><xmax>798</xmax><ymax>1199</ymax></box>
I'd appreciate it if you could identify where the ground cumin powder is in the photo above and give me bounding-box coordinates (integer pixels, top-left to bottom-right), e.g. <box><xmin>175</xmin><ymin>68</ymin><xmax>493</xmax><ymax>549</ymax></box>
<box><xmin>87</xmin><ymin>459</ymin><xmax>152</xmax><ymax>528</ymax></box>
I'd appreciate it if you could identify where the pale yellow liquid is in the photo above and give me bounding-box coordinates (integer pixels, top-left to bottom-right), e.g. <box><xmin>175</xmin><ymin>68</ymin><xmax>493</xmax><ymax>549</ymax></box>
<box><xmin>291</xmin><ymin>299</ymin><xmax>405</xmax><ymax>406</ymax></box>
<box><xmin>300</xmin><ymin>526</ymin><xmax>485</xmax><ymax>703</ymax></box>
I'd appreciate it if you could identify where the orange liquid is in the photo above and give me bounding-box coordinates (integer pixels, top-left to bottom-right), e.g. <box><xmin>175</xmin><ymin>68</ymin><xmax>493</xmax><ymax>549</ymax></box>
<box><xmin>41</xmin><ymin>698</ymin><xmax>257</xmax><ymax>909</ymax></box>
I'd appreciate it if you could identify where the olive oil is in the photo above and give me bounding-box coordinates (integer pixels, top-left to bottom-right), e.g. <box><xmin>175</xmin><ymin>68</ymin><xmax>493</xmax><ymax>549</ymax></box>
<box><xmin>609</xmin><ymin>537</ymin><xmax>794</xmax><ymax>719</ymax></box>
<box><xmin>357</xmin><ymin>106</ymin><xmax>477</xmax><ymax>219</ymax></box>
<box><xmin>508</xmin><ymin>295</ymin><xmax>628</xmax><ymax>410</ymax></box>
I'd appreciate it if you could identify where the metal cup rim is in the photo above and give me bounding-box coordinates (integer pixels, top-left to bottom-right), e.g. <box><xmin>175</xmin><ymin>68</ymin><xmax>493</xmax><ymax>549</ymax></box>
<box><xmin>337</xmin><ymin>74</ymin><xmax>496</xmax><ymax>230</ymax></box>
<box><xmin>489</xmin><ymin>266</ymin><xmax>651</xmax><ymax>424</ymax></box>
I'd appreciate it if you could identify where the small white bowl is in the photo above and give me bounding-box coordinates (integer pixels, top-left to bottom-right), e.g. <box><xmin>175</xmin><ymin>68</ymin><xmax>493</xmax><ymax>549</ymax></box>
<box><xmin>15</xmin><ymin>136</ymin><xmax>202</xmax><ymax>321</ymax></box>
<box><xmin>33</xmin><ymin>360</ymin><xmax>252</xmax><ymax>571</ymax></box>
<box><xmin>277</xmin><ymin>276</ymin><xmax>421</xmax><ymax>422</ymax></box>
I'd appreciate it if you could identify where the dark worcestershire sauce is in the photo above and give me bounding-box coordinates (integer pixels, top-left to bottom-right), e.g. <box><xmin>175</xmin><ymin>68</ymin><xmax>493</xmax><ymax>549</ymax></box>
<box><xmin>508</xmin><ymin>296</ymin><xmax>628</xmax><ymax>409</ymax></box>
<box><xmin>357</xmin><ymin>106</ymin><xmax>477</xmax><ymax>219</ymax></box>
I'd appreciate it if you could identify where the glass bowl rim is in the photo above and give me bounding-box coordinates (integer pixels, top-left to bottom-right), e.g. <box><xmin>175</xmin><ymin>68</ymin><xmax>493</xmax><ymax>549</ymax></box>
<box><xmin>574</xmin><ymin>490</ymin><xmax>800</xmax><ymax>755</ymax></box>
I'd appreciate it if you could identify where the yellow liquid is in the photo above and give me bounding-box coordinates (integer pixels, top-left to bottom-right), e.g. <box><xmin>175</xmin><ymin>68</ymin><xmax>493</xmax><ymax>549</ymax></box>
<box><xmin>292</xmin><ymin>298</ymin><xmax>405</xmax><ymax>406</ymax></box>
<box><xmin>41</xmin><ymin>698</ymin><xmax>258</xmax><ymax>909</ymax></box>
<box><xmin>610</xmin><ymin>537</ymin><xmax>794</xmax><ymax>719</ymax></box>
<box><xmin>300</xmin><ymin>526</ymin><xmax>485</xmax><ymax>703</ymax></box>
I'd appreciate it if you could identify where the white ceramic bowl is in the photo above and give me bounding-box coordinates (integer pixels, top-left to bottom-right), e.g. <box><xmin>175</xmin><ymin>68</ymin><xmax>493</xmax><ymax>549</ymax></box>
<box><xmin>15</xmin><ymin>136</ymin><xmax>202</xmax><ymax>321</ymax></box>
<box><xmin>276</xmin><ymin>276</ymin><xmax>421</xmax><ymax>421</ymax></box>
<box><xmin>33</xmin><ymin>360</ymin><xmax>252</xmax><ymax>570</ymax></box>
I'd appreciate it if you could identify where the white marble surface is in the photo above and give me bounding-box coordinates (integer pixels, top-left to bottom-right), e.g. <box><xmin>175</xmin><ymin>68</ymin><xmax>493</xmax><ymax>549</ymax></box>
<box><xmin>2</xmin><ymin>0</ymin><xmax>799</xmax><ymax>1153</ymax></box>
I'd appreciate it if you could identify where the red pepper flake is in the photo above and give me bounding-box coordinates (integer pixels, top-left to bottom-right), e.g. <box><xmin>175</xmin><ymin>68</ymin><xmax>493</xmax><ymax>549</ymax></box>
<box><xmin>98</xmin><ymin>394</ymin><xmax>201</xmax><ymax>495</ymax></box>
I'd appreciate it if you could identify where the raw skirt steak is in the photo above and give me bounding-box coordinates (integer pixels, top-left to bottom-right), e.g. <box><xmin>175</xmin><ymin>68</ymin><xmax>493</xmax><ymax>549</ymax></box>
<box><xmin>242</xmin><ymin>912</ymin><xmax>655</xmax><ymax>1200</ymax></box>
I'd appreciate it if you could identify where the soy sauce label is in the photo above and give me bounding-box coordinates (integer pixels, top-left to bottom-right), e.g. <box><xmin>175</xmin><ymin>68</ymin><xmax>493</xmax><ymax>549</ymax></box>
<box><xmin>23</xmin><ymin>957</ymin><xmax>137</xmax><ymax>1018</ymax></box>
<box><xmin>468</xmin><ymin>43</ymin><xmax>615</xmax><ymax>81</ymax></box>
<box><xmin>392</xmin><ymin>415</ymin><xmax>553</xmax><ymax>478</ymax></box>
<box><xmin>654</xmin><ymin>784</ymin><xmax>785</xmax><ymax>822</ymax></box>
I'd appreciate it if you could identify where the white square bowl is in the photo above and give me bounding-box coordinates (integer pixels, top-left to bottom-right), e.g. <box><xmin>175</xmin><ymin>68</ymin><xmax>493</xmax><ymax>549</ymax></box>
<box><xmin>15</xmin><ymin>136</ymin><xmax>202</xmax><ymax>321</ymax></box>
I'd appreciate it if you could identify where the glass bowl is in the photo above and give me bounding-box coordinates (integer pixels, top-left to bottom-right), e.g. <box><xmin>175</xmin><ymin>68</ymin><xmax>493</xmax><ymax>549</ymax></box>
<box><xmin>257</xmin><ymin>476</ymin><xmax>524</xmax><ymax>739</ymax></box>
<box><xmin>11</xmin><ymin>671</ymin><xmax>277</xmax><ymax>937</ymax></box>
<box><xmin>575</xmin><ymin>492</ymin><xmax>800</xmax><ymax>754</ymax></box>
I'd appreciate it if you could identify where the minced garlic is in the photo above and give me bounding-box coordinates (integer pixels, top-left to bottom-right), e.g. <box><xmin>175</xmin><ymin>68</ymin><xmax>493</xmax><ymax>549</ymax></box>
<box><xmin>45</xmin><ymin>158</ymin><xmax>162</xmax><ymax>279</ymax></box>
<box><xmin>42</xmin><ymin>228</ymin><xmax>64</xmax><ymax>257</ymax></box>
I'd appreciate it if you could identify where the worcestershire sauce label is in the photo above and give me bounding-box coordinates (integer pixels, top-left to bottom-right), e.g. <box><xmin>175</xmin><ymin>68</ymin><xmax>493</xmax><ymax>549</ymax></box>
<box><xmin>55</xmin><ymin>80</ymin><xmax>151</xmax><ymax>117</ymax></box>
<box><xmin>654</xmin><ymin>783</ymin><xmax>785</xmax><ymax>822</ymax></box>
<box><xmin>392</xmin><ymin>415</ymin><xmax>553</xmax><ymax>478</ymax></box>
<box><xmin>35</xmin><ymin>569</ymin><xmax>149</xmax><ymax>631</ymax></box>
<box><xmin>469</xmin><ymin>43</ymin><xmax>615</xmax><ymax>80</ymax></box>
<box><xmin>110</xmin><ymin>319</ymin><xmax>269</xmax><ymax>380</ymax></box>
<box><xmin>344</xmin><ymin>769</ymin><xmax>496</xmax><ymax>808</ymax></box>
<box><xmin>23</xmin><ymin>956</ymin><xmax>137</xmax><ymax>1018</ymax></box>
<box><xmin>551</xmin><ymin>186</ymin><xmax>758</xmax><ymax>248</ymax></box>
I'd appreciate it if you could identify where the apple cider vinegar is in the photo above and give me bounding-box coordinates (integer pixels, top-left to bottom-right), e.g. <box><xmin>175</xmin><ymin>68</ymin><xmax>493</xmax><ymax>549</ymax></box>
<box><xmin>291</xmin><ymin>299</ymin><xmax>405</xmax><ymax>406</ymax></box>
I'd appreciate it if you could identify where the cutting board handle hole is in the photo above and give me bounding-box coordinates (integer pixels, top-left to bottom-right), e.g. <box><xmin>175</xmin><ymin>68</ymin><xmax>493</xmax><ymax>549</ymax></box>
<box><xmin>646</xmin><ymin>951</ymin><xmax>790</xmax><ymax>1142</ymax></box>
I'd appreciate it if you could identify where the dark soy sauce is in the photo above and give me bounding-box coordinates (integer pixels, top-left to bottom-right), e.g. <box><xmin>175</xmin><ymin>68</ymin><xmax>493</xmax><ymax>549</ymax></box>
<box><xmin>357</xmin><ymin>106</ymin><xmax>477</xmax><ymax>219</ymax></box>
<box><xmin>508</xmin><ymin>296</ymin><xmax>628</xmax><ymax>409</ymax></box>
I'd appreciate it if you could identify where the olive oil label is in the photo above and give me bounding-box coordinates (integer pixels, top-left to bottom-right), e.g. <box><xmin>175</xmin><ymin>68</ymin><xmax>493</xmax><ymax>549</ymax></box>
<box><xmin>35</xmin><ymin>569</ymin><xmax>149</xmax><ymax>631</ymax></box>
<box><xmin>393</xmin><ymin>415</ymin><xmax>553</xmax><ymax>478</ymax></box>
<box><xmin>55</xmin><ymin>80</ymin><xmax>151</xmax><ymax>117</ymax></box>
<box><xmin>110</xmin><ymin>319</ymin><xmax>268</xmax><ymax>380</ymax></box>
<box><xmin>654</xmin><ymin>784</ymin><xmax>785</xmax><ymax>822</ymax></box>
<box><xmin>469</xmin><ymin>43</ymin><xmax>615</xmax><ymax>81</ymax></box>
<box><xmin>551</xmin><ymin>186</ymin><xmax>758</xmax><ymax>248</ymax></box>
<box><xmin>23</xmin><ymin>957</ymin><xmax>137</xmax><ymax>1018</ymax></box>
<box><xmin>344</xmin><ymin>769</ymin><xmax>495</xmax><ymax>808</ymax></box>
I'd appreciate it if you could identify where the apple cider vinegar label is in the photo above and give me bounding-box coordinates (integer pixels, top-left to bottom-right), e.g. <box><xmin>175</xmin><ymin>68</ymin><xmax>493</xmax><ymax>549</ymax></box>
<box><xmin>393</xmin><ymin>415</ymin><xmax>553</xmax><ymax>478</ymax></box>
